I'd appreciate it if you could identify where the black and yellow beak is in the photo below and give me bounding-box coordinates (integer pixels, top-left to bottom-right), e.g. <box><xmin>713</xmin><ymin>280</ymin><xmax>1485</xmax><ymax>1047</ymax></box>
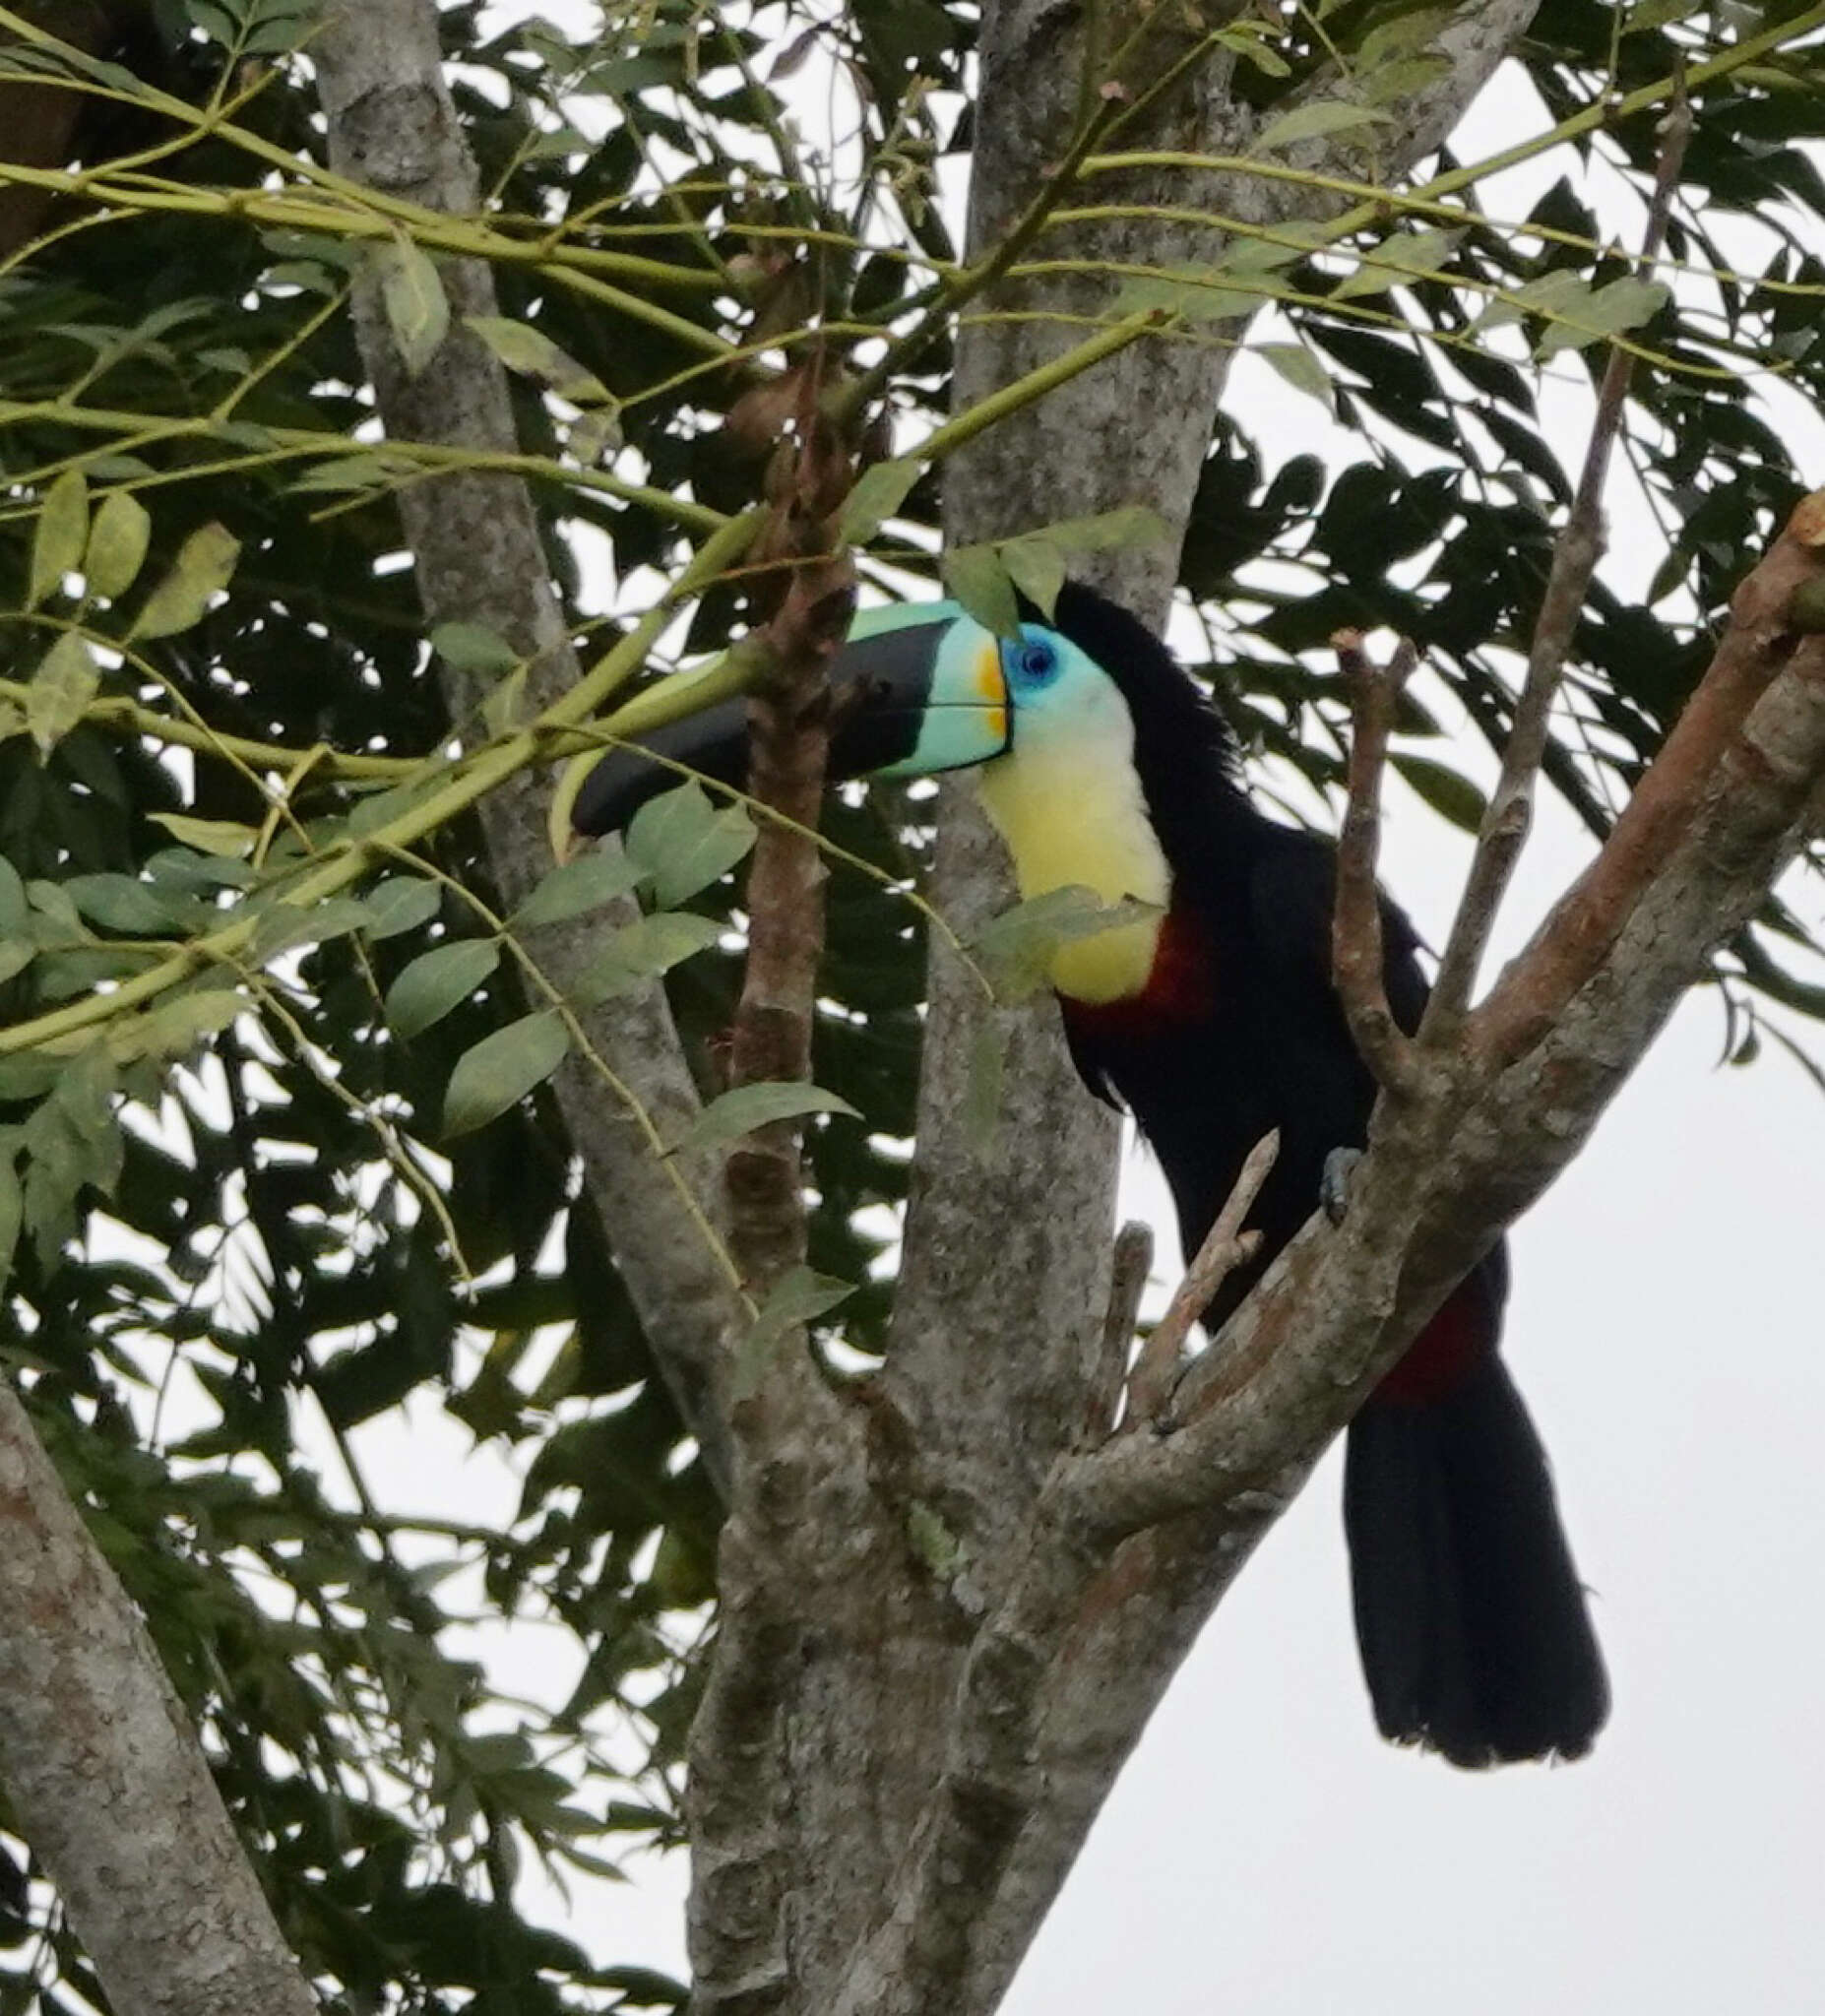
<box><xmin>570</xmin><ymin>601</ymin><xmax>1012</xmax><ymax>838</ymax></box>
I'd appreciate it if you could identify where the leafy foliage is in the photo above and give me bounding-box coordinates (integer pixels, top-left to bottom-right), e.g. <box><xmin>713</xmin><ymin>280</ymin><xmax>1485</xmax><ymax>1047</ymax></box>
<box><xmin>0</xmin><ymin>0</ymin><xmax>1823</xmax><ymax>2007</ymax></box>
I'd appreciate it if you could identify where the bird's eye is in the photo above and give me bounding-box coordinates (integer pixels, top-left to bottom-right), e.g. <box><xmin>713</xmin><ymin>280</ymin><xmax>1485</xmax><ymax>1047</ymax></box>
<box><xmin>1008</xmin><ymin>634</ymin><xmax>1060</xmax><ymax>687</ymax></box>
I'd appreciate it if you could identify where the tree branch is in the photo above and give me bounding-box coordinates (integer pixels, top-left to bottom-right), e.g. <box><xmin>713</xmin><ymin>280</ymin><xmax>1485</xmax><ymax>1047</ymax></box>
<box><xmin>1474</xmin><ymin>491</ymin><xmax>1825</xmax><ymax>1065</ymax></box>
<box><xmin>312</xmin><ymin>0</ymin><xmax>744</xmax><ymax>1498</ymax></box>
<box><xmin>1086</xmin><ymin>1219</ymin><xmax>1152</xmax><ymax>1440</ymax></box>
<box><xmin>724</xmin><ymin>377</ymin><xmax>854</xmax><ymax>1331</ymax></box>
<box><xmin>0</xmin><ymin>1383</ymin><xmax>319</xmax><ymax>2016</ymax></box>
<box><xmin>1423</xmin><ymin>72</ymin><xmax>1693</xmax><ymax>1036</ymax></box>
<box><xmin>1332</xmin><ymin>632</ymin><xmax>1423</xmax><ymax>1094</ymax></box>
<box><xmin>1123</xmin><ymin>1129</ymin><xmax>1275</xmax><ymax>1426</ymax></box>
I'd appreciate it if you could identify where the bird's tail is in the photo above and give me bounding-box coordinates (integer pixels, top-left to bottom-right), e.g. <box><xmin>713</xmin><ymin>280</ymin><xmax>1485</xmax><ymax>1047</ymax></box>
<box><xmin>1343</xmin><ymin>1350</ymin><xmax>1609</xmax><ymax>1768</ymax></box>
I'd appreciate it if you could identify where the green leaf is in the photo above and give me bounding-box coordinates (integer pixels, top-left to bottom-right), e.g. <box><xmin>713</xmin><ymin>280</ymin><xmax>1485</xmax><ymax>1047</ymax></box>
<box><xmin>1391</xmin><ymin>753</ymin><xmax>1487</xmax><ymax>833</ymax></box>
<box><xmin>1217</xmin><ymin>22</ymin><xmax>1291</xmax><ymax>75</ymax></box>
<box><xmin>0</xmin><ymin>1154</ymin><xmax>20</xmax><ymax>1292</ymax></box>
<box><xmin>672</xmin><ymin>1080</ymin><xmax>859</xmax><ymax>1157</ymax></box>
<box><xmin>287</xmin><ymin>452</ymin><xmax>413</xmax><ymax>494</ymax></box>
<box><xmin>386</xmin><ymin>938</ymin><xmax>501</xmax><ymax>1039</ymax></box>
<box><xmin>346</xmin><ymin>773</ymin><xmax>446</xmax><ymax>839</ymax></box>
<box><xmin>29</xmin><ymin>469</ymin><xmax>89</xmax><ymax>610</ymax></box>
<box><xmin>567</xmin><ymin>912</ymin><xmax>722</xmax><ymax>1005</ymax></box>
<box><xmin>1255</xmin><ymin>342</ymin><xmax>1335</xmax><ymax>412</ymax></box>
<box><xmin>63</xmin><ymin>872</ymin><xmax>185</xmax><ymax>935</ymax></box>
<box><xmin>1628</xmin><ymin>0</ymin><xmax>1693</xmax><ymax>31</ymax></box>
<box><xmin>734</xmin><ymin>1264</ymin><xmax>855</xmax><ymax>1398</ymax></box>
<box><xmin>1252</xmin><ymin>99</ymin><xmax>1390</xmax><ymax>156</ymax></box>
<box><xmin>1052</xmin><ymin>505</ymin><xmax>1170</xmax><ymax>553</ymax></box>
<box><xmin>128</xmin><ymin>522</ymin><xmax>240</xmax><ymax>640</ymax></box>
<box><xmin>146</xmin><ymin>812</ymin><xmax>259</xmax><ymax>857</ymax></box>
<box><xmin>840</xmin><ymin>459</ymin><xmax>921</xmax><ymax>545</ymax></box>
<box><xmin>84</xmin><ymin>490</ymin><xmax>152</xmax><ymax>599</ymax></box>
<box><xmin>567</xmin><ymin>406</ymin><xmax>624</xmax><ymax>463</ymax></box>
<box><xmin>1537</xmin><ymin>275</ymin><xmax>1670</xmax><ymax>359</ymax></box>
<box><xmin>511</xmin><ymin>850</ymin><xmax>647</xmax><ymax>930</ymax></box>
<box><xmin>109</xmin><ymin>989</ymin><xmax>243</xmax><ymax>1063</ymax></box>
<box><xmin>1332</xmin><ymin>226</ymin><xmax>1461</xmax><ymax>300</ymax></box>
<box><xmin>999</xmin><ymin>535</ymin><xmax>1067</xmax><ymax>620</ymax></box>
<box><xmin>376</xmin><ymin>234</ymin><xmax>449</xmax><ymax>377</ymax></box>
<box><xmin>973</xmin><ymin>886</ymin><xmax>1162</xmax><ymax>1003</ymax></box>
<box><xmin>187</xmin><ymin>0</ymin><xmax>239</xmax><ymax>45</ymax></box>
<box><xmin>1216</xmin><ymin>232</ymin><xmax>1309</xmax><ymax>278</ymax></box>
<box><xmin>27</xmin><ymin>633</ymin><xmax>99</xmax><ymax>758</ymax></box>
<box><xmin>247</xmin><ymin>896</ymin><xmax>372</xmax><ymax>961</ymax></box>
<box><xmin>431</xmin><ymin>621</ymin><xmax>521</xmax><ymax>675</ymax></box>
<box><xmin>27</xmin><ymin>878</ymin><xmax>86</xmax><ymax>942</ymax></box>
<box><xmin>626</xmin><ymin>783</ymin><xmax>755</xmax><ymax>909</ymax></box>
<box><xmin>0</xmin><ymin>858</ymin><xmax>26</xmax><ymax>939</ymax></box>
<box><xmin>942</xmin><ymin>544</ymin><xmax>1020</xmax><ymax>638</ymax></box>
<box><xmin>363</xmin><ymin>875</ymin><xmax>444</xmax><ymax>940</ymax></box>
<box><xmin>1113</xmin><ymin>267</ymin><xmax>1261</xmax><ymax>324</ymax></box>
<box><xmin>443</xmin><ymin>1010</ymin><xmax>570</xmax><ymax>1136</ymax></box>
<box><xmin>1360</xmin><ymin>54</ymin><xmax>1450</xmax><ymax>105</ymax></box>
<box><xmin>482</xmin><ymin>662</ymin><xmax>529</xmax><ymax>735</ymax></box>
<box><xmin>1472</xmin><ymin>267</ymin><xmax>1587</xmax><ymax>336</ymax></box>
<box><xmin>0</xmin><ymin>941</ymin><xmax>34</xmax><ymax>986</ymax></box>
<box><xmin>463</xmin><ymin>315</ymin><xmax>610</xmax><ymax>402</ymax></box>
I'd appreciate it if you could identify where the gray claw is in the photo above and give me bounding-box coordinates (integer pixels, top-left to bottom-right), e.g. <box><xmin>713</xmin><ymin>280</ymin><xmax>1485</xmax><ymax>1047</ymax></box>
<box><xmin>1321</xmin><ymin>1147</ymin><xmax>1362</xmax><ymax>1226</ymax></box>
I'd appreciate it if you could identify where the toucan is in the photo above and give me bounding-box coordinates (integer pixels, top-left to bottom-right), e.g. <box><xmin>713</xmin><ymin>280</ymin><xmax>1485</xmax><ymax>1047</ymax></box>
<box><xmin>572</xmin><ymin>582</ymin><xmax>1610</xmax><ymax>1768</ymax></box>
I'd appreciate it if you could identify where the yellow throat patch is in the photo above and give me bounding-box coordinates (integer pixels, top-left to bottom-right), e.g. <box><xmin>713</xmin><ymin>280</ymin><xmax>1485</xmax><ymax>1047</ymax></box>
<box><xmin>975</xmin><ymin>746</ymin><xmax>1169</xmax><ymax>1004</ymax></box>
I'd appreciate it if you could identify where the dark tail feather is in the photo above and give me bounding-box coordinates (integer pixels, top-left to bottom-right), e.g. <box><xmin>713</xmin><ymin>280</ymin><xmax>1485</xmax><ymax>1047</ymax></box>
<box><xmin>1343</xmin><ymin>1353</ymin><xmax>1609</xmax><ymax>1768</ymax></box>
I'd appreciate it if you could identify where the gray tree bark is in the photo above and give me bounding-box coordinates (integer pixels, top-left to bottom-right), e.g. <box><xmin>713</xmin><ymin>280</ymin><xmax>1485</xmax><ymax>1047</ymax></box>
<box><xmin>0</xmin><ymin>1384</ymin><xmax>319</xmax><ymax>2016</ymax></box>
<box><xmin>313</xmin><ymin>0</ymin><xmax>746</xmax><ymax>1497</ymax></box>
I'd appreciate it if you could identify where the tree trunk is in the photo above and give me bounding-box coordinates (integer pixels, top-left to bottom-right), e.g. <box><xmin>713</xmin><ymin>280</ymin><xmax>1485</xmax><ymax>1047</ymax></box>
<box><xmin>685</xmin><ymin>7</ymin><xmax>1544</xmax><ymax>2012</ymax></box>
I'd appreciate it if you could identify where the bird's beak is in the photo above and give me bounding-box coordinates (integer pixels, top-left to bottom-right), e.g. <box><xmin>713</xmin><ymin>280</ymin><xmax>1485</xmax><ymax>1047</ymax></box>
<box><xmin>569</xmin><ymin>601</ymin><xmax>1011</xmax><ymax>838</ymax></box>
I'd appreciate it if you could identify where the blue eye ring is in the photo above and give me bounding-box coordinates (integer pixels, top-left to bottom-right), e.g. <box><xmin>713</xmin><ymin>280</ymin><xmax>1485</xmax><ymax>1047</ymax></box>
<box><xmin>1006</xmin><ymin>632</ymin><xmax>1060</xmax><ymax>688</ymax></box>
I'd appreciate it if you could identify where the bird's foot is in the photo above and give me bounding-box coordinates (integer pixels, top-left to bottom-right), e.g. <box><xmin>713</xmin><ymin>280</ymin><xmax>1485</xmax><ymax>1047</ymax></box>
<box><xmin>1320</xmin><ymin>1147</ymin><xmax>1361</xmax><ymax>1226</ymax></box>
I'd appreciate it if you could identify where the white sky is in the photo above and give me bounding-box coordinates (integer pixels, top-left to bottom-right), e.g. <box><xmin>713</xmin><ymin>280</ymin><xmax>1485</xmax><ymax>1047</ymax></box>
<box><xmin>371</xmin><ymin>9</ymin><xmax>1825</xmax><ymax>2009</ymax></box>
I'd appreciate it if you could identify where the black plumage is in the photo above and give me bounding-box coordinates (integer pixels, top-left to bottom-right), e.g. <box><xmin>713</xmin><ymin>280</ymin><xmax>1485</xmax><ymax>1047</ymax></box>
<box><xmin>569</xmin><ymin>577</ymin><xmax>1610</xmax><ymax>1764</ymax></box>
<box><xmin>1045</xmin><ymin>584</ymin><xmax>1608</xmax><ymax>1766</ymax></box>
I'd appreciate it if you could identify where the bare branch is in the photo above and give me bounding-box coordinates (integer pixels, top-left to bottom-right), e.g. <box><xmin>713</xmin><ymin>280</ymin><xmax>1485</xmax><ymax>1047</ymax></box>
<box><xmin>0</xmin><ymin>1384</ymin><xmax>319</xmax><ymax>2016</ymax></box>
<box><xmin>1124</xmin><ymin>1131</ymin><xmax>1276</xmax><ymax>1426</ymax></box>
<box><xmin>1086</xmin><ymin>1220</ymin><xmax>1153</xmax><ymax>1439</ymax></box>
<box><xmin>1332</xmin><ymin>633</ymin><xmax>1424</xmax><ymax>1093</ymax></box>
<box><xmin>1424</xmin><ymin>74</ymin><xmax>1693</xmax><ymax>1035</ymax></box>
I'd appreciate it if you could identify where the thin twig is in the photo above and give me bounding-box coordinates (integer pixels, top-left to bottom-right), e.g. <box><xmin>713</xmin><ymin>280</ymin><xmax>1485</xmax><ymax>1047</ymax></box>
<box><xmin>1087</xmin><ymin>1220</ymin><xmax>1153</xmax><ymax>1440</ymax></box>
<box><xmin>1332</xmin><ymin>630</ymin><xmax>1423</xmax><ymax>1094</ymax></box>
<box><xmin>1422</xmin><ymin>67</ymin><xmax>1694</xmax><ymax>1039</ymax></box>
<box><xmin>1123</xmin><ymin>1131</ymin><xmax>1278</xmax><ymax>1428</ymax></box>
<box><xmin>1472</xmin><ymin>488</ymin><xmax>1825</xmax><ymax>1065</ymax></box>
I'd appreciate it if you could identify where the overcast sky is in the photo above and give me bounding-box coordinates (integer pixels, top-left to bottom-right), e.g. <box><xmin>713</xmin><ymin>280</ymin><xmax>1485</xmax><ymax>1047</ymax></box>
<box><xmin>384</xmin><ymin>11</ymin><xmax>1825</xmax><ymax>2008</ymax></box>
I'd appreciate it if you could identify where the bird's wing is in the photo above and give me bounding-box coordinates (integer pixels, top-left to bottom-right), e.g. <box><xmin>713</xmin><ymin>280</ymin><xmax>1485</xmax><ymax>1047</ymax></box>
<box><xmin>1244</xmin><ymin>824</ymin><xmax>1431</xmax><ymax>1038</ymax></box>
